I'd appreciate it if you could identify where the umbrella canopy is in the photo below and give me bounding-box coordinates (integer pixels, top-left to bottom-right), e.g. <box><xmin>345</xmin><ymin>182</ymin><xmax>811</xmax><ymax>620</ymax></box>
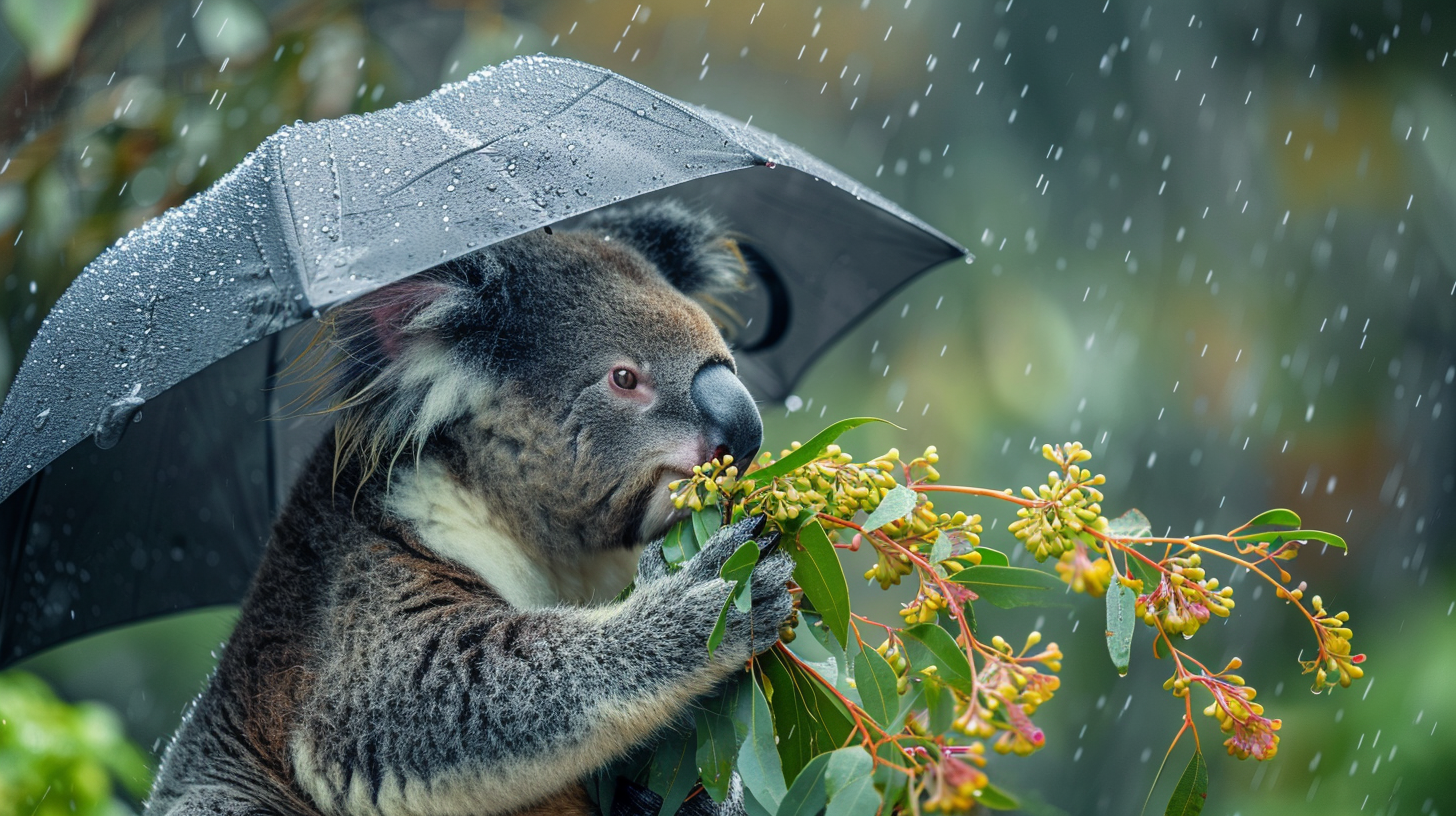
<box><xmin>0</xmin><ymin>55</ymin><xmax>964</xmax><ymax>666</ymax></box>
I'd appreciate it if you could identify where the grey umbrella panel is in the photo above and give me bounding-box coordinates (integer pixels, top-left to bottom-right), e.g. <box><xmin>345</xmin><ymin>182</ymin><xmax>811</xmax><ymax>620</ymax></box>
<box><xmin>0</xmin><ymin>55</ymin><xmax>964</xmax><ymax>665</ymax></box>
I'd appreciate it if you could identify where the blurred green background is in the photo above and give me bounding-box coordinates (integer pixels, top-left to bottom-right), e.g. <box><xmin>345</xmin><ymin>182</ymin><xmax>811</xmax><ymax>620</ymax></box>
<box><xmin>1</xmin><ymin>0</ymin><xmax>1453</xmax><ymax>814</ymax></box>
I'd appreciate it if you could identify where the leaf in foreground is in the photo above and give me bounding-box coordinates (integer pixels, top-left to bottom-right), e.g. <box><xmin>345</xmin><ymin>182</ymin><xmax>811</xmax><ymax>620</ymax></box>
<box><xmin>647</xmin><ymin>726</ymin><xmax>699</xmax><ymax>816</ymax></box>
<box><xmin>947</xmin><ymin>564</ymin><xmax>1069</xmax><ymax>609</ymax></box>
<box><xmin>1105</xmin><ymin>578</ymin><xmax>1136</xmax><ymax>675</ymax></box>
<box><xmin>791</xmin><ymin>521</ymin><xmax>852</xmax><ymax>649</ymax></box>
<box><xmin>748</xmin><ymin>417</ymin><xmax>899</xmax><ymax>482</ymax></box>
<box><xmin>851</xmin><ymin>642</ymin><xmax>900</xmax><ymax>728</ymax></box>
<box><xmin>737</xmin><ymin>676</ymin><xmax>788</xmax><ymax>810</ymax></box>
<box><xmin>1165</xmin><ymin>751</ymin><xmax>1209</xmax><ymax>816</ymax></box>
<box><xmin>862</xmin><ymin>483</ymin><xmax>919</xmax><ymax>532</ymax></box>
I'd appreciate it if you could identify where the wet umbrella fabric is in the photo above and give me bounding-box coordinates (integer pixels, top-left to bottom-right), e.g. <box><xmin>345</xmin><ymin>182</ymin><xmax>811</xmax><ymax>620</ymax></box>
<box><xmin>0</xmin><ymin>55</ymin><xmax>964</xmax><ymax>666</ymax></box>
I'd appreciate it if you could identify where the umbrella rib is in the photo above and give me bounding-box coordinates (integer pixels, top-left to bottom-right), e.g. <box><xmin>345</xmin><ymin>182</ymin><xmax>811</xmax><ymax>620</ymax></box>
<box><xmin>385</xmin><ymin>76</ymin><xmax>614</xmax><ymax>199</ymax></box>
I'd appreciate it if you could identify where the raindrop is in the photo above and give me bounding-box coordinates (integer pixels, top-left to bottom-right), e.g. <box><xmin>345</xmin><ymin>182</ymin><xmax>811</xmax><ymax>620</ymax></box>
<box><xmin>94</xmin><ymin>394</ymin><xmax>145</xmax><ymax>450</ymax></box>
<box><xmin>33</xmin><ymin>408</ymin><xmax>50</xmax><ymax>430</ymax></box>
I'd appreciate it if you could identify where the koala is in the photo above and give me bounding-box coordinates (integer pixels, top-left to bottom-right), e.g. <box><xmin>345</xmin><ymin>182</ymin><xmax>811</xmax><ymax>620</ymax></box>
<box><xmin>145</xmin><ymin>200</ymin><xmax>796</xmax><ymax>816</ymax></box>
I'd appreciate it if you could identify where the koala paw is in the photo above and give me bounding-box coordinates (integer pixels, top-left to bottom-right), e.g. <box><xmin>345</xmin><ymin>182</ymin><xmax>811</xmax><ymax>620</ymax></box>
<box><xmin>636</xmin><ymin>516</ymin><xmax>796</xmax><ymax>660</ymax></box>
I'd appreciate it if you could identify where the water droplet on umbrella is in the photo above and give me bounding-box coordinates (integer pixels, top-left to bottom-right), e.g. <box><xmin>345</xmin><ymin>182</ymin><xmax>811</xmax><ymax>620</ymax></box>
<box><xmin>33</xmin><ymin>408</ymin><xmax>50</xmax><ymax>430</ymax></box>
<box><xmin>94</xmin><ymin>396</ymin><xmax>145</xmax><ymax>450</ymax></box>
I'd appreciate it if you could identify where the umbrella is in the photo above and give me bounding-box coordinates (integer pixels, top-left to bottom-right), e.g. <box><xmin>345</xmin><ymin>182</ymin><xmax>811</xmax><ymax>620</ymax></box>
<box><xmin>0</xmin><ymin>55</ymin><xmax>965</xmax><ymax>667</ymax></box>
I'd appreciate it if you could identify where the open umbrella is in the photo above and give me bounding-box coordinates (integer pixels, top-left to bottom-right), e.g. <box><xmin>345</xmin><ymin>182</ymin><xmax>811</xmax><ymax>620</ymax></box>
<box><xmin>0</xmin><ymin>55</ymin><xmax>965</xmax><ymax>667</ymax></box>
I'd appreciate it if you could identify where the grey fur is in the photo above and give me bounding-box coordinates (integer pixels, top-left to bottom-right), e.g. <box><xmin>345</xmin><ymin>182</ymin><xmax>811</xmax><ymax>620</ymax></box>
<box><xmin>147</xmin><ymin>203</ymin><xmax>792</xmax><ymax>816</ymax></box>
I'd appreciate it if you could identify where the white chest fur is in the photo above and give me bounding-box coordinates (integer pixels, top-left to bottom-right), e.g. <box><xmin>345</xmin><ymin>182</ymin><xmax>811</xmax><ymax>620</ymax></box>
<box><xmin>384</xmin><ymin>460</ymin><xmax>639</xmax><ymax>608</ymax></box>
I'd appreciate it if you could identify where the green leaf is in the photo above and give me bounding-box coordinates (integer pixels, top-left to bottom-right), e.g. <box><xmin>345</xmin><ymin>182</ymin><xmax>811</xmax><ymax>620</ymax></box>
<box><xmin>947</xmin><ymin>565</ymin><xmax>1069</xmax><ymax>609</ymax></box>
<box><xmin>738</xmin><ymin>676</ymin><xmax>788</xmax><ymax>810</ymax></box>
<box><xmin>662</xmin><ymin>520</ymin><xmax>693</xmax><ymax>566</ymax></box>
<box><xmin>647</xmin><ymin>726</ymin><xmax>699</xmax><ymax>816</ymax></box>
<box><xmin>929</xmin><ymin>531</ymin><xmax>953</xmax><ymax>565</ymax></box>
<box><xmin>694</xmin><ymin>680</ymin><xmax>741</xmax><ymax>802</ymax></box>
<box><xmin>791</xmin><ymin>521</ymin><xmax>852</xmax><ymax>649</ymax></box>
<box><xmin>825</xmin><ymin>747</ymin><xmax>880</xmax><ymax>816</ymax></box>
<box><xmin>692</xmin><ymin>507</ymin><xmax>723</xmax><ymax>551</ymax></box>
<box><xmin>976</xmin><ymin>782</ymin><xmax>1022</xmax><ymax>810</ymax></box>
<box><xmin>852</xmin><ymin>644</ymin><xmax>900</xmax><ymax>728</ymax></box>
<box><xmin>707</xmin><ymin>592</ymin><xmax>733</xmax><ymax>657</ymax></box>
<box><xmin>926</xmin><ymin>681</ymin><xmax>957</xmax><ymax>735</ymax></box>
<box><xmin>972</xmin><ymin>546</ymin><xmax>1010</xmax><ymax>567</ymax></box>
<box><xmin>748</xmin><ymin>417</ymin><xmax>900</xmax><ymax>482</ymax></box>
<box><xmin>828</xmin><ymin>776</ymin><xmax>882</xmax><ymax>816</ymax></box>
<box><xmin>862</xmin><ymin>484</ymin><xmax>919</xmax><ymax>532</ymax></box>
<box><xmin>873</xmin><ymin>740</ymin><xmax>912</xmax><ymax>810</ymax></box>
<box><xmin>1126</xmin><ymin>549</ymin><xmax>1162</xmax><ymax>591</ymax></box>
<box><xmin>756</xmin><ymin>648</ymin><xmax>857</xmax><ymax>781</ymax></box>
<box><xmin>742</xmin><ymin>788</ymin><xmax>776</xmax><ymax>816</ymax></box>
<box><xmin>1165</xmin><ymin>751</ymin><xmax>1209</xmax><ymax>816</ymax></box>
<box><xmin>1234</xmin><ymin>529</ymin><xmax>1346</xmax><ymax>551</ymax></box>
<box><xmin>1105</xmin><ymin>579</ymin><xmax>1136</xmax><ymax>676</ymax></box>
<box><xmin>886</xmin><ymin>683</ymin><xmax>925</xmax><ymax>733</ymax></box>
<box><xmin>900</xmin><ymin>623</ymin><xmax>975</xmax><ymax>692</ymax></box>
<box><xmin>1107</xmin><ymin>508</ymin><xmax>1152</xmax><ymax>539</ymax></box>
<box><xmin>1241</xmin><ymin>508</ymin><xmax>1301</xmax><ymax>529</ymax></box>
<box><xmin>777</xmin><ymin>752</ymin><xmax>832</xmax><ymax>816</ymax></box>
<box><xmin>721</xmin><ymin>538</ymin><xmax>761</xmax><ymax>616</ymax></box>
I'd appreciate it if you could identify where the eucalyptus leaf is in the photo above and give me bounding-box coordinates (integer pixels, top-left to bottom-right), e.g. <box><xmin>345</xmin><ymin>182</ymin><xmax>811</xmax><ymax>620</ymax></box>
<box><xmin>777</xmin><ymin>752</ymin><xmax>831</xmax><ymax>816</ymax></box>
<box><xmin>737</xmin><ymin>676</ymin><xmax>789</xmax><ymax>811</ymax></box>
<box><xmin>791</xmin><ymin>521</ymin><xmax>852</xmax><ymax>649</ymax></box>
<box><xmin>1165</xmin><ymin>751</ymin><xmax>1209</xmax><ymax>816</ymax></box>
<box><xmin>972</xmin><ymin>546</ymin><xmax>1010</xmax><ymax>567</ymax></box>
<box><xmin>694</xmin><ymin>683</ymin><xmax>741</xmax><ymax>802</ymax></box>
<box><xmin>706</xmin><ymin>593</ymin><xmax>733</xmax><ymax>657</ymax></box>
<box><xmin>692</xmin><ymin>508</ymin><xmax>723</xmax><ymax>552</ymax></box>
<box><xmin>862</xmin><ymin>484</ymin><xmax>919</xmax><ymax>532</ymax></box>
<box><xmin>947</xmin><ymin>565</ymin><xmax>1069</xmax><ymax>609</ymax></box>
<box><xmin>976</xmin><ymin>783</ymin><xmax>1022</xmax><ymax>810</ymax></box>
<box><xmin>647</xmin><ymin>726</ymin><xmax>699</xmax><ymax>816</ymax></box>
<box><xmin>1105</xmin><ymin>579</ymin><xmax>1136</xmax><ymax>676</ymax></box>
<box><xmin>1107</xmin><ymin>508</ymin><xmax>1152</xmax><ymax>539</ymax></box>
<box><xmin>1126</xmin><ymin>549</ymin><xmax>1163</xmax><ymax>591</ymax></box>
<box><xmin>926</xmin><ymin>681</ymin><xmax>957</xmax><ymax>735</ymax></box>
<box><xmin>720</xmin><ymin>539</ymin><xmax>761</xmax><ymax>618</ymax></box>
<box><xmin>900</xmin><ymin>623</ymin><xmax>974</xmax><ymax>692</ymax></box>
<box><xmin>1240</xmin><ymin>508</ymin><xmax>1301</xmax><ymax>529</ymax></box>
<box><xmin>756</xmin><ymin>648</ymin><xmax>856</xmax><ymax>781</ymax></box>
<box><xmin>1234</xmin><ymin>529</ymin><xmax>1346</xmax><ymax>550</ymax></box>
<box><xmin>825</xmin><ymin>747</ymin><xmax>880</xmax><ymax>816</ymax></box>
<box><xmin>748</xmin><ymin>417</ymin><xmax>900</xmax><ymax>482</ymax></box>
<box><xmin>661</xmin><ymin>521</ymin><xmax>692</xmax><ymax>566</ymax></box>
<box><xmin>827</xmin><ymin>775</ymin><xmax>882</xmax><ymax>816</ymax></box>
<box><xmin>852</xmin><ymin>643</ymin><xmax>900</xmax><ymax>728</ymax></box>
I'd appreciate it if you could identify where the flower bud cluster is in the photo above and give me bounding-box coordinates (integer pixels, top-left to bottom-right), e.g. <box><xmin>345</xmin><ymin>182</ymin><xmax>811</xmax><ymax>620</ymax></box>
<box><xmin>1009</xmin><ymin>443</ymin><xmax>1110</xmax><ymax>561</ymax></box>
<box><xmin>1196</xmin><ymin>674</ymin><xmax>1282</xmax><ymax>760</ymax></box>
<box><xmin>922</xmin><ymin>750</ymin><xmax>989</xmax><ymax>813</ymax></box>
<box><xmin>951</xmin><ymin>634</ymin><xmax>1062</xmax><ymax>757</ymax></box>
<box><xmin>1054</xmin><ymin>541</ymin><xmax>1113</xmax><ymax>597</ymax></box>
<box><xmin>667</xmin><ymin>456</ymin><xmax>741</xmax><ymax>512</ymax></box>
<box><xmin>1135</xmin><ymin>553</ymin><xmax>1234</xmax><ymax>637</ymax></box>
<box><xmin>1301</xmin><ymin>595</ymin><xmax>1365</xmax><ymax>691</ymax></box>
<box><xmin>874</xmin><ymin>639</ymin><xmax>914</xmax><ymax>695</ymax></box>
<box><xmin>899</xmin><ymin>581</ymin><xmax>949</xmax><ymax>624</ymax></box>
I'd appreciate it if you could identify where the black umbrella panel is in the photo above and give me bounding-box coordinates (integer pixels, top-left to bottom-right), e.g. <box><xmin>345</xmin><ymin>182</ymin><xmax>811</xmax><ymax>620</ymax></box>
<box><xmin>0</xmin><ymin>55</ymin><xmax>965</xmax><ymax>666</ymax></box>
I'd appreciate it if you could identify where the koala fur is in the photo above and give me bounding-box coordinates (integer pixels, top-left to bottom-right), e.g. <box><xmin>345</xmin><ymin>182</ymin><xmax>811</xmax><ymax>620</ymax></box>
<box><xmin>145</xmin><ymin>201</ymin><xmax>795</xmax><ymax>816</ymax></box>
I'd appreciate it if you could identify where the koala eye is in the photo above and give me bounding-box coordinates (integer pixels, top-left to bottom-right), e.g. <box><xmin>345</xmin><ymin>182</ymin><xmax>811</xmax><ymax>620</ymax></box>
<box><xmin>611</xmin><ymin>367</ymin><xmax>639</xmax><ymax>390</ymax></box>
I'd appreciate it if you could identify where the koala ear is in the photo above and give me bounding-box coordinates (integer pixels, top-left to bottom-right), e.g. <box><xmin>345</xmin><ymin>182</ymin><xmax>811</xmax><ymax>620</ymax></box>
<box><xmin>335</xmin><ymin>274</ymin><xmax>459</xmax><ymax>363</ymax></box>
<box><xmin>578</xmin><ymin>199</ymin><xmax>748</xmax><ymax>297</ymax></box>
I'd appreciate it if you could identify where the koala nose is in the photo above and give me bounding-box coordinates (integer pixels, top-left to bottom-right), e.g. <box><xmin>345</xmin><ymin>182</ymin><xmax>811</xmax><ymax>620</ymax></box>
<box><xmin>690</xmin><ymin>364</ymin><xmax>762</xmax><ymax>467</ymax></box>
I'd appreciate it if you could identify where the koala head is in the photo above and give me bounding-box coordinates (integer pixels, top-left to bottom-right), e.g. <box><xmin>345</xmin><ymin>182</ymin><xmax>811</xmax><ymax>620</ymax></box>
<box><xmin>305</xmin><ymin>200</ymin><xmax>762</xmax><ymax>556</ymax></box>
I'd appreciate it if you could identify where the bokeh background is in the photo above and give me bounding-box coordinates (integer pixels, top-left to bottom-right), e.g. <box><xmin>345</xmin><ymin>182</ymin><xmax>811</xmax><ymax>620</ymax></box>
<box><xmin>1</xmin><ymin>0</ymin><xmax>1453</xmax><ymax>814</ymax></box>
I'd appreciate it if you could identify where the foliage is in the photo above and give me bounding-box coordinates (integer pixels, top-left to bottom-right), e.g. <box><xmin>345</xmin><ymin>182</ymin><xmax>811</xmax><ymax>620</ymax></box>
<box><xmin>0</xmin><ymin>670</ymin><xmax>151</xmax><ymax>816</ymax></box>
<box><xmin>604</xmin><ymin>420</ymin><xmax>1363</xmax><ymax>815</ymax></box>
